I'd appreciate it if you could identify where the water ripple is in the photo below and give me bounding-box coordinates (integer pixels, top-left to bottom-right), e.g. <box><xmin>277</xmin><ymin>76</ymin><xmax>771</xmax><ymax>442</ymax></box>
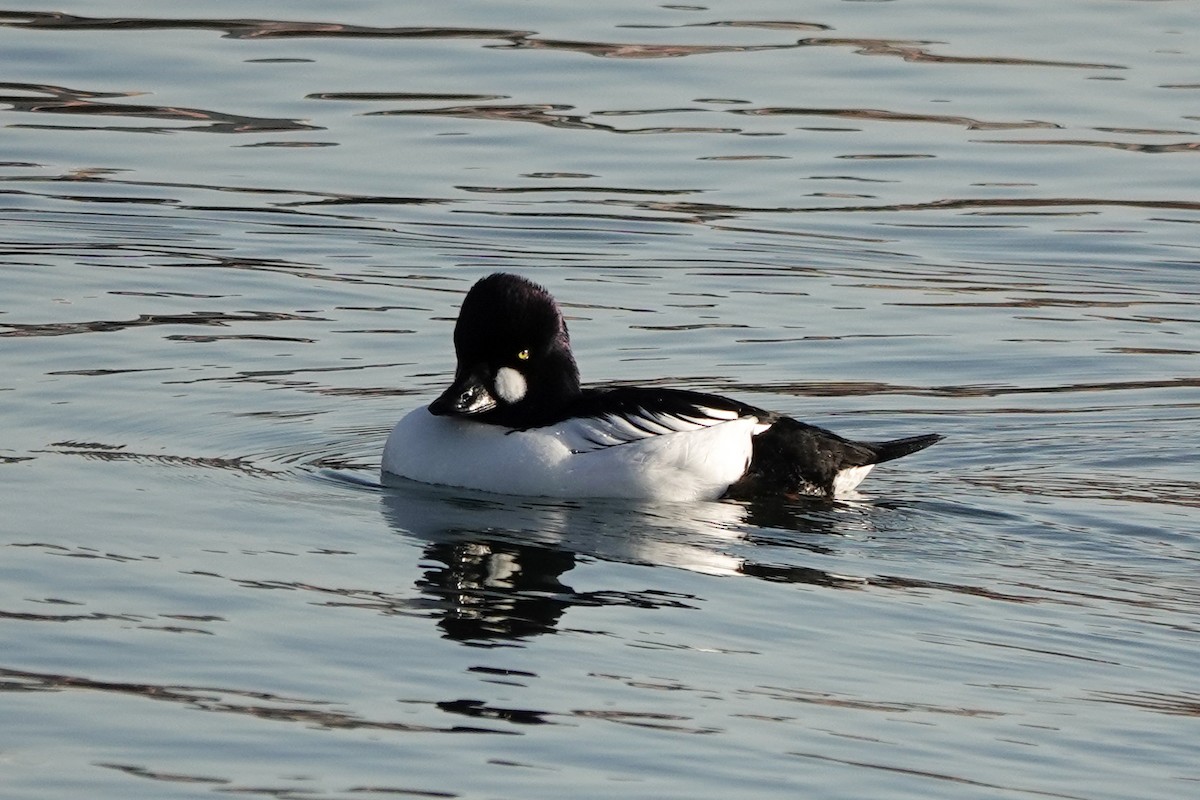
<box><xmin>0</xmin><ymin>82</ymin><xmax>319</xmax><ymax>135</ymax></box>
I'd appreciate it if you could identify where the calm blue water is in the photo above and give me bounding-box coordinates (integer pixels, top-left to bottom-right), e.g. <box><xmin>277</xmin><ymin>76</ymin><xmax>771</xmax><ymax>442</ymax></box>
<box><xmin>2</xmin><ymin>2</ymin><xmax>1198</xmax><ymax>798</ymax></box>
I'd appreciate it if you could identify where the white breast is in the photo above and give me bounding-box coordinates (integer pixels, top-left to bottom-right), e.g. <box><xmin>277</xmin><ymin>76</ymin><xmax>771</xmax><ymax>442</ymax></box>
<box><xmin>381</xmin><ymin>407</ymin><xmax>758</xmax><ymax>502</ymax></box>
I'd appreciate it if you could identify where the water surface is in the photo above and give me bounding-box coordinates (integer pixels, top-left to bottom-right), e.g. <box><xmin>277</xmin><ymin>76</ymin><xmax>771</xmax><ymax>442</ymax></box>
<box><xmin>2</xmin><ymin>2</ymin><xmax>1198</xmax><ymax>798</ymax></box>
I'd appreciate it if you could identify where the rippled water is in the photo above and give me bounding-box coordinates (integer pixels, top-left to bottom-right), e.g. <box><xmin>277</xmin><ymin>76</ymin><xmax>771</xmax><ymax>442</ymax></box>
<box><xmin>3</xmin><ymin>2</ymin><xmax>1198</xmax><ymax>798</ymax></box>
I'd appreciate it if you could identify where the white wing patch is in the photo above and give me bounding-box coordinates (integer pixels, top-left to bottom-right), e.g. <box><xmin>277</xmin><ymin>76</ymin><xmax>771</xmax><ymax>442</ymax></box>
<box><xmin>563</xmin><ymin>404</ymin><xmax>761</xmax><ymax>453</ymax></box>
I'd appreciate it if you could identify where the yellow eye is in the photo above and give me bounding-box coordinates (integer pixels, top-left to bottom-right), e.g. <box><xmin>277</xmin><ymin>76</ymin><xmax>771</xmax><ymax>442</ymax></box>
<box><xmin>516</xmin><ymin>349</ymin><xmax>530</xmax><ymax>361</ymax></box>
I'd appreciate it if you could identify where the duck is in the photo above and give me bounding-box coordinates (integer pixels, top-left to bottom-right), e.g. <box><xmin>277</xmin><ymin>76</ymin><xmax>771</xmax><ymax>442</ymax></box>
<box><xmin>382</xmin><ymin>272</ymin><xmax>941</xmax><ymax>502</ymax></box>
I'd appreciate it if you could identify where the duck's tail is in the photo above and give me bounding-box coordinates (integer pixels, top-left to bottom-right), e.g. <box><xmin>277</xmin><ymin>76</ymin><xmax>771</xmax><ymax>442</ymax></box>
<box><xmin>725</xmin><ymin>417</ymin><xmax>943</xmax><ymax>499</ymax></box>
<box><xmin>869</xmin><ymin>432</ymin><xmax>943</xmax><ymax>465</ymax></box>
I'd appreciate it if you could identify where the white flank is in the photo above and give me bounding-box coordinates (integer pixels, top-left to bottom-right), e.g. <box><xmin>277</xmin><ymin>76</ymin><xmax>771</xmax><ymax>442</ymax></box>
<box><xmin>493</xmin><ymin>367</ymin><xmax>527</xmax><ymax>404</ymax></box>
<box><xmin>382</xmin><ymin>406</ymin><xmax>758</xmax><ymax>502</ymax></box>
<box><xmin>832</xmin><ymin>464</ymin><xmax>874</xmax><ymax>497</ymax></box>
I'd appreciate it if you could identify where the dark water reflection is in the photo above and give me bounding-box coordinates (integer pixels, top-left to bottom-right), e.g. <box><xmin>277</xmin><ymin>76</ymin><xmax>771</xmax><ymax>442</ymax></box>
<box><xmin>379</xmin><ymin>483</ymin><xmax>870</xmax><ymax>645</ymax></box>
<box><xmin>0</xmin><ymin>81</ymin><xmax>320</xmax><ymax>135</ymax></box>
<box><xmin>0</xmin><ymin>10</ymin><xmax>1131</xmax><ymax>72</ymax></box>
<box><xmin>375</xmin><ymin>480</ymin><xmax>1199</xmax><ymax>647</ymax></box>
<box><xmin>0</xmin><ymin>665</ymin><xmax>521</xmax><ymax>735</ymax></box>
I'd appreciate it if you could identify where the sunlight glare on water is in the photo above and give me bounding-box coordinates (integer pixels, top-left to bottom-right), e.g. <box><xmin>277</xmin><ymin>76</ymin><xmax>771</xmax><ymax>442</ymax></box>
<box><xmin>2</xmin><ymin>1</ymin><xmax>1198</xmax><ymax>798</ymax></box>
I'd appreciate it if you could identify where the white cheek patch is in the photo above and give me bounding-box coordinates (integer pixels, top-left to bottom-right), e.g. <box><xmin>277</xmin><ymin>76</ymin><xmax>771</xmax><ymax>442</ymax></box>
<box><xmin>493</xmin><ymin>366</ymin><xmax>527</xmax><ymax>404</ymax></box>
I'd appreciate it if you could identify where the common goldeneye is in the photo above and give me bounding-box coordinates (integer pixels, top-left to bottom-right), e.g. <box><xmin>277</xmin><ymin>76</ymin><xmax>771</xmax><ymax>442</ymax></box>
<box><xmin>382</xmin><ymin>273</ymin><xmax>941</xmax><ymax>502</ymax></box>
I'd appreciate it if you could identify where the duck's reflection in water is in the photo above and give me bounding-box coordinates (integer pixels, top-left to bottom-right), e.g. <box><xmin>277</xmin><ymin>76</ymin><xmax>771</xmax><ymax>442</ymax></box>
<box><xmin>415</xmin><ymin>537</ymin><xmax>575</xmax><ymax>642</ymax></box>
<box><xmin>380</xmin><ymin>479</ymin><xmax>881</xmax><ymax>645</ymax></box>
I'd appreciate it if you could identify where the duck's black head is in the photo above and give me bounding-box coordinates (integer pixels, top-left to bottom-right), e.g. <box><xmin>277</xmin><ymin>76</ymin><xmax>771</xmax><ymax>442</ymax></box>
<box><xmin>429</xmin><ymin>273</ymin><xmax>581</xmax><ymax>428</ymax></box>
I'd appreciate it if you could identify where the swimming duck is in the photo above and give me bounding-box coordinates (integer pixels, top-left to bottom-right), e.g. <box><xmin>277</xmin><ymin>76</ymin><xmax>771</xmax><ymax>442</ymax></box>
<box><xmin>382</xmin><ymin>273</ymin><xmax>941</xmax><ymax>501</ymax></box>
